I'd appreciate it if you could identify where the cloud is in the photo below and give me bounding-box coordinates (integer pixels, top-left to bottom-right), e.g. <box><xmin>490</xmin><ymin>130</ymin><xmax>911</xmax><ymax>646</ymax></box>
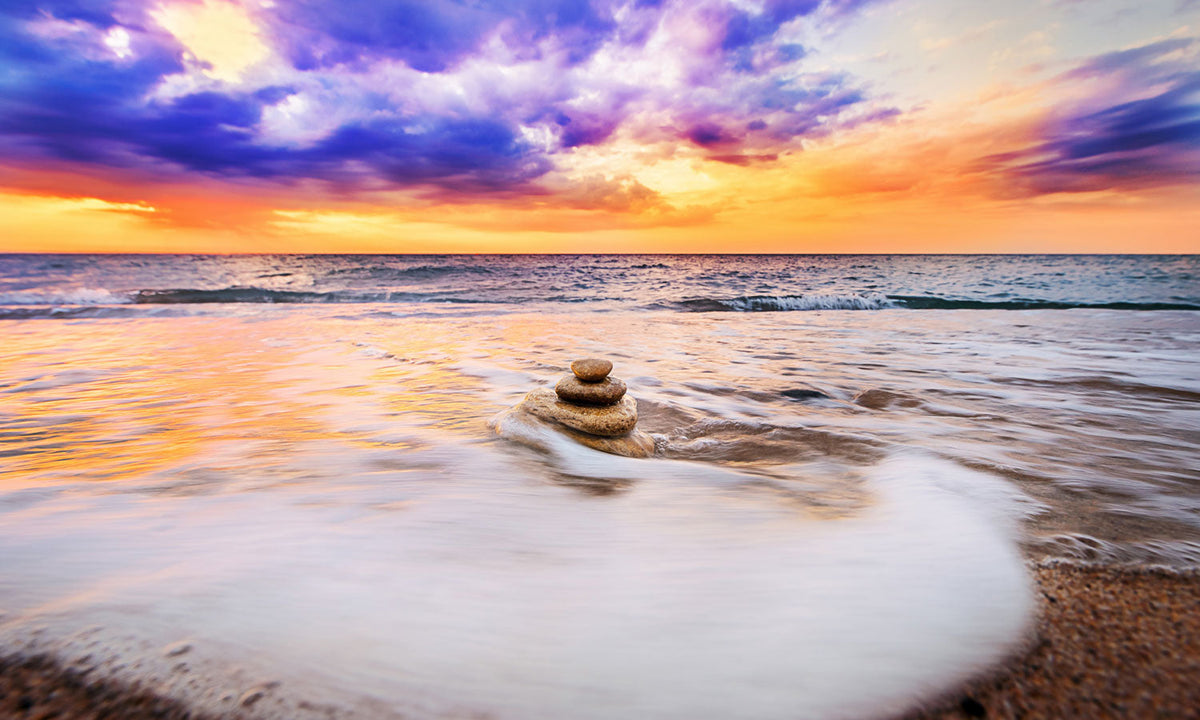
<box><xmin>980</xmin><ymin>37</ymin><xmax>1200</xmax><ymax>196</ymax></box>
<box><xmin>0</xmin><ymin>0</ymin><xmax>891</xmax><ymax>202</ymax></box>
<box><xmin>269</xmin><ymin>0</ymin><xmax>618</xmax><ymax>73</ymax></box>
<box><xmin>6</xmin><ymin>0</ymin><xmax>123</xmax><ymax>27</ymax></box>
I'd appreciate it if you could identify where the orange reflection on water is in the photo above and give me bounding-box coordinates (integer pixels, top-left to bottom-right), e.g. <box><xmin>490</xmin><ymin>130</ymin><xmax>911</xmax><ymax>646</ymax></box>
<box><xmin>0</xmin><ymin>312</ymin><xmax>541</xmax><ymax>495</ymax></box>
<box><xmin>2</xmin><ymin>317</ymin><xmax>355</xmax><ymax>492</ymax></box>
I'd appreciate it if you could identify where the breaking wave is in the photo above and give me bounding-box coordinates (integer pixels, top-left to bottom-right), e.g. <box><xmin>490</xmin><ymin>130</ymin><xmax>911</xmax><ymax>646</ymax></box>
<box><xmin>3</xmin><ymin>284</ymin><xmax>1197</xmax><ymax>316</ymax></box>
<box><xmin>673</xmin><ymin>293</ymin><xmax>898</xmax><ymax>312</ymax></box>
<box><xmin>670</xmin><ymin>294</ymin><xmax>1200</xmax><ymax>312</ymax></box>
<box><xmin>889</xmin><ymin>295</ymin><xmax>1200</xmax><ymax>311</ymax></box>
<box><xmin>131</xmin><ymin>288</ymin><xmax>491</xmax><ymax>304</ymax></box>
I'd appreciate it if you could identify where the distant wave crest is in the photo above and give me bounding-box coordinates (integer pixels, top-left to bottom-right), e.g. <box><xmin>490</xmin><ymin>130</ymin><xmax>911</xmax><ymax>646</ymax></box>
<box><xmin>671</xmin><ymin>293</ymin><xmax>1200</xmax><ymax>312</ymax></box>
<box><xmin>0</xmin><ymin>288</ymin><xmax>131</xmax><ymax>306</ymax></box>
<box><xmin>888</xmin><ymin>295</ymin><xmax>1200</xmax><ymax>311</ymax></box>
<box><xmin>4</xmin><ymin>285</ymin><xmax>1198</xmax><ymax>314</ymax></box>
<box><xmin>131</xmin><ymin>287</ymin><xmax>492</xmax><ymax>304</ymax></box>
<box><xmin>135</xmin><ymin>288</ymin><xmax>338</xmax><ymax>304</ymax></box>
<box><xmin>327</xmin><ymin>263</ymin><xmax>494</xmax><ymax>280</ymax></box>
<box><xmin>675</xmin><ymin>293</ymin><xmax>898</xmax><ymax>312</ymax></box>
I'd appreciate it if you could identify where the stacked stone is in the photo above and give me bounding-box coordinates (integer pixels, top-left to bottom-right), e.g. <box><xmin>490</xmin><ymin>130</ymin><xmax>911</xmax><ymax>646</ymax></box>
<box><xmin>552</xmin><ymin>359</ymin><xmax>632</xmax><ymax>428</ymax></box>
<box><xmin>513</xmin><ymin>357</ymin><xmax>655</xmax><ymax>457</ymax></box>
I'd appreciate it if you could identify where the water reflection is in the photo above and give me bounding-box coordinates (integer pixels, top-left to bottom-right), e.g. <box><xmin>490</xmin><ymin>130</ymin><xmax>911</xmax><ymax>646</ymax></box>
<box><xmin>3</xmin><ymin>304</ymin><xmax>1196</xmax><ymax>717</ymax></box>
<box><xmin>1</xmin><ymin>306</ymin><xmax>1198</xmax><ymax>556</ymax></box>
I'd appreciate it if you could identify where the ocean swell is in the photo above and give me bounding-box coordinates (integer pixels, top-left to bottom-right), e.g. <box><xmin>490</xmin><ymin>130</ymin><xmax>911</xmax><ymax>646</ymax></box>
<box><xmin>674</xmin><ymin>293</ymin><xmax>897</xmax><ymax>312</ymax></box>
<box><xmin>0</xmin><ymin>288</ymin><xmax>131</xmax><ymax>305</ymax></box>
<box><xmin>131</xmin><ymin>288</ymin><xmax>490</xmax><ymax>304</ymax></box>
<box><xmin>888</xmin><ymin>295</ymin><xmax>1200</xmax><ymax>311</ymax></box>
<box><xmin>669</xmin><ymin>293</ymin><xmax>1200</xmax><ymax>312</ymax></box>
<box><xmin>6</xmin><ymin>286</ymin><xmax>1197</xmax><ymax>313</ymax></box>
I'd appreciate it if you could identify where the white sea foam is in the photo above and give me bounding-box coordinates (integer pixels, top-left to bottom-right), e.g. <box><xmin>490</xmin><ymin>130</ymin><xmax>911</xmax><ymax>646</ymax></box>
<box><xmin>722</xmin><ymin>293</ymin><xmax>897</xmax><ymax>311</ymax></box>
<box><xmin>1032</xmin><ymin>534</ymin><xmax>1200</xmax><ymax>566</ymax></box>
<box><xmin>0</xmin><ymin>439</ymin><xmax>1035</xmax><ymax>720</ymax></box>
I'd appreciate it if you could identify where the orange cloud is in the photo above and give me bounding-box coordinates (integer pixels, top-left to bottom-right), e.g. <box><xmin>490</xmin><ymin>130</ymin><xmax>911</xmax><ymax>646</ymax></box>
<box><xmin>2</xmin><ymin>44</ymin><xmax>1197</xmax><ymax>256</ymax></box>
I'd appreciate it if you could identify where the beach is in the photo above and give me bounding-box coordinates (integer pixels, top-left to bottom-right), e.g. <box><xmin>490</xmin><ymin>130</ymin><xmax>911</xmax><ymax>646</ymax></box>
<box><xmin>910</xmin><ymin>563</ymin><xmax>1200</xmax><ymax>719</ymax></box>
<box><xmin>3</xmin><ymin>0</ymin><xmax>1198</xmax><ymax>709</ymax></box>
<box><xmin>4</xmin><ymin>562</ymin><xmax>1197</xmax><ymax>719</ymax></box>
<box><xmin>2</xmin><ymin>0</ymin><xmax>1197</xmax><ymax>709</ymax></box>
<box><xmin>1</xmin><ymin>254</ymin><xmax>1197</xmax><ymax>719</ymax></box>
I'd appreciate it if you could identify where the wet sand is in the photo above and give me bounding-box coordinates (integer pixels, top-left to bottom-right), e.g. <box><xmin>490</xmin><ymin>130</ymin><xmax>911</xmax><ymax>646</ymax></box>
<box><xmin>0</xmin><ymin>653</ymin><xmax>210</xmax><ymax>720</ymax></box>
<box><xmin>908</xmin><ymin>561</ymin><xmax>1200</xmax><ymax>720</ymax></box>
<box><xmin>2</xmin><ymin>561</ymin><xmax>1198</xmax><ymax>720</ymax></box>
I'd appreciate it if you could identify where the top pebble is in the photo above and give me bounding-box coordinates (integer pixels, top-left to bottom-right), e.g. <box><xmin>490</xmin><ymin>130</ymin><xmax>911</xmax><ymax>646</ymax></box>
<box><xmin>570</xmin><ymin>358</ymin><xmax>613</xmax><ymax>383</ymax></box>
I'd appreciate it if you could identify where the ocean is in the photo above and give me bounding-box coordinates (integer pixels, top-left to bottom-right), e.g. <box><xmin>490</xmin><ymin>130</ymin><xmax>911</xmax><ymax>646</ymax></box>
<box><xmin>1</xmin><ymin>253</ymin><xmax>1197</xmax><ymax>719</ymax></box>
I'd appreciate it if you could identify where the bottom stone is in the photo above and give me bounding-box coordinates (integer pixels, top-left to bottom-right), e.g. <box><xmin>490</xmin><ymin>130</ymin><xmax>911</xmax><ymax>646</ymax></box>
<box><xmin>560</xmin><ymin>422</ymin><xmax>656</xmax><ymax>458</ymax></box>
<box><xmin>489</xmin><ymin>407</ymin><xmax>656</xmax><ymax>458</ymax></box>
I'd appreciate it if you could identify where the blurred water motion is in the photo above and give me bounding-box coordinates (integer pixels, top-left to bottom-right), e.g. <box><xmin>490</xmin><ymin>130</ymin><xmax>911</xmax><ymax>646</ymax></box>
<box><xmin>0</xmin><ymin>254</ymin><xmax>1197</xmax><ymax>718</ymax></box>
<box><xmin>3</xmin><ymin>306</ymin><xmax>1197</xmax><ymax>562</ymax></box>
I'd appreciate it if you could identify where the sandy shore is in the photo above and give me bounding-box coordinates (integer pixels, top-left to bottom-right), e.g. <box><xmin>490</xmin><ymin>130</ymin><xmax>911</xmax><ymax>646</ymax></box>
<box><xmin>907</xmin><ymin>561</ymin><xmax>1200</xmax><ymax>720</ymax></box>
<box><xmin>2</xmin><ymin>561</ymin><xmax>1198</xmax><ymax>720</ymax></box>
<box><xmin>0</xmin><ymin>653</ymin><xmax>211</xmax><ymax>720</ymax></box>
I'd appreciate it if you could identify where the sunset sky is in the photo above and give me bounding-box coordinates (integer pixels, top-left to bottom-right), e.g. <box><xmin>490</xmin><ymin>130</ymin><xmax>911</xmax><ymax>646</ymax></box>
<box><xmin>1</xmin><ymin>0</ymin><xmax>1197</xmax><ymax>253</ymax></box>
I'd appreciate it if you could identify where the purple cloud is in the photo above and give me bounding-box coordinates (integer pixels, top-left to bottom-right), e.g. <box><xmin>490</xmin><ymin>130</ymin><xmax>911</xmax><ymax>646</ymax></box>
<box><xmin>556</xmin><ymin>112</ymin><xmax>620</xmax><ymax>148</ymax></box>
<box><xmin>5</xmin><ymin>0</ymin><xmax>122</xmax><ymax>26</ymax></box>
<box><xmin>982</xmin><ymin>38</ymin><xmax>1200</xmax><ymax>195</ymax></box>
<box><xmin>0</xmin><ymin>0</ymin><xmax>890</xmax><ymax>197</ymax></box>
<box><xmin>271</xmin><ymin>0</ymin><xmax>618</xmax><ymax>73</ymax></box>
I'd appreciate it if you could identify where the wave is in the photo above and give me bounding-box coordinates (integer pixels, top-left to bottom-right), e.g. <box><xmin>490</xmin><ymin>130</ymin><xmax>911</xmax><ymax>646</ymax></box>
<box><xmin>670</xmin><ymin>293</ymin><xmax>1200</xmax><ymax>312</ymax></box>
<box><xmin>674</xmin><ymin>293</ymin><xmax>898</xmax><ymax>312</ymax></box>
<box><xmin>0</xmin><ymin>306</ymin><xmax>144</xmax><ymax>320</ymax></box>
<box><xmin>0</xmin><ymin>288</ymin><xmax>131</xmax><ymax>305</ymax></box>
<box><xmin>399</xmin><ymin>263</ymin><xmax>494</xmax><ymax>277</ymax></box>
<box><xmin>6</xmin><ymin>286</ymin><xmax>1198</xmax><ymax>313</ymax></box>
<box><xmin>326</xmin><ymin>263</ymin><xmax>494</xmax><ymax>280</ymax></box>
<box><xmin>131</xmin><ymin>288</ymin><xmax>492</xmax><ymax>304</ymax></box>
<box><xmin>1032</xmin><ymin>535</ymin><xmax>1200</xmax><ymax>567</ymax></box>
<box><xmin>135</xmin><ymin>287</ymin><xmax>339</xmax><ymax>304</ymax></box>
<box><xmin>888</xmin><ymin>295</ymin><xmax>1200</xmax><ymax>311</ymax></box>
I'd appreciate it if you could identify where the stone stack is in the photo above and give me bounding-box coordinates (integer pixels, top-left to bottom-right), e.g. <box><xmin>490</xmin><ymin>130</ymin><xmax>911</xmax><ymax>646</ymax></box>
<box><xmin>506</xmin><ymin>357</ymin><xmax>655</xmax><ymax>458</ymax></box>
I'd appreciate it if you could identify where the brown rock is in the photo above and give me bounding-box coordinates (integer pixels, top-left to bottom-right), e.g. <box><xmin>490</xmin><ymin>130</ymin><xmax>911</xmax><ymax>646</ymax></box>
<box><xmin>519</xmin><ymin>387</ymin><xmax>637</xmax><ymax>437</ymax></box>
<box><xmin>491</xmin><ymin>407</ymin><xmax>655</xmax><ymax>458</ymax></box>
<box><xmin>555</xmin><ymin>375</ymin><xmax>626</xmax><ymax>405</ymax></box>
<box><xmin>571</xmin><ymin>358</ymin><xmax>613</xmax><ymax>382</ymax></box>
<box><xmin>567</xmin><ymin>425</ymin><xmax>656</xmax><ymax>458</ymax></box>
<box><xmin>854</xmin><ymin>388</ymin><xmax>922</xmax><ymax>410</ymax></box>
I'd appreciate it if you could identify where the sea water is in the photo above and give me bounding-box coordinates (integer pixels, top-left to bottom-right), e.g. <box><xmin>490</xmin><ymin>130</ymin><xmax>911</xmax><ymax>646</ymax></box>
<box><xmin>0</xmin><ymin>254</ymin><xmax>1197</xmax><ymax>719</ymax></box>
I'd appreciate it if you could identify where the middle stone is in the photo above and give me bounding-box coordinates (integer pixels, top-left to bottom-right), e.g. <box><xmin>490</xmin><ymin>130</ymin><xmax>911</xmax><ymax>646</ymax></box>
<box><xmin>522</xmin><ymin>387</ymin><xmax>638</xmax><ymax>437</ymax></box>
<box><xmin>555</xmin><ymin>374</ymin><xmax>627</xmax><ymax>405</ymax></box>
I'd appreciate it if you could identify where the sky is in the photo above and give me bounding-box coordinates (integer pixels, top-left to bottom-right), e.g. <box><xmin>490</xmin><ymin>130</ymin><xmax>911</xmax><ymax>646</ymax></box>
<box><xmin>0</xmin><ymin>0</ymin><xmax>1198</xmax><ymax>253</ymax></box>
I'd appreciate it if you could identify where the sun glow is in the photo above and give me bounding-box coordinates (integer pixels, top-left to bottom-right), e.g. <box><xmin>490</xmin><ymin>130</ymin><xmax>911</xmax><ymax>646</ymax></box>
<box><xmin>152</xmin><ymin>0</ymin><xmax>270</xmax><ymax>82</ymax></box>
<box><xmin>0</xmin><ymin>0</ymin><xmax>1197</xmax><ymax>252</ymax></box>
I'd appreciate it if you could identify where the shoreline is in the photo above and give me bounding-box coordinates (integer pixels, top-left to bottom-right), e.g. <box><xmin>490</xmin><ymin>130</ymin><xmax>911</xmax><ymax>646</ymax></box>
<box><xmin>907</xmin><ymin>561</ymin><xmax>1200</xmax><ymax>719</ymax></box>
<box><xmin>3</xmin><ymin>561</ymin><xmax>1198</xmax><ymax>720</ymax></box>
